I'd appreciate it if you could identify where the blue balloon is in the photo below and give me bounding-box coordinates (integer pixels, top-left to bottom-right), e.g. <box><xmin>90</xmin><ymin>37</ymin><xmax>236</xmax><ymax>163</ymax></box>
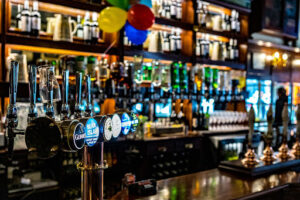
<box><xmin>139</xmin><ymin>0</ymin><xmax>152</xmax><ymax>8</ymax></box>
<box><xmin>125</xmin><ymin>22</ymin><xmax>148</xmax><ymax>45</ymax></box>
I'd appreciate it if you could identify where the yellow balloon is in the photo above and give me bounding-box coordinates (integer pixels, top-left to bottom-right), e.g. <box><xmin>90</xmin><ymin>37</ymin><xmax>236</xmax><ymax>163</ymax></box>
<box><xmin>98</xmin><ymin>7</ymin><xmax>127</xmax><ymax>33</ymax></box>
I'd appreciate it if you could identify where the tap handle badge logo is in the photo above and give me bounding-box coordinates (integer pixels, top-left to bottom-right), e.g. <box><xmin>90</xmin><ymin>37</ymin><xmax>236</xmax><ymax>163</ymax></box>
<box><xmin>121</xmin><ymin>112</ymin><xmax>131</xmax><ymax>135</ymax></box>
<box><xmin>84</xmin><ymin>118</ymin><xmax>100</xmax><ymax>147</ymax></box>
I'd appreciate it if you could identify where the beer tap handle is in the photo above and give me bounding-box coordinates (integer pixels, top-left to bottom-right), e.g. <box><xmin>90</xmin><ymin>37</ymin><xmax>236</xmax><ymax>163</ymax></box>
<box><xmin>6</xmin><ymin>61</ymin><xmax>19</xmax><ymax>158</ymax></box>
<box><xmin>28</xmin><ymin>65</ymin><xmax>37</xmax><ymax>122</ymax></box>
<box><xmin>7</xmin><ymin>61</ymin><xmax>19</xmax><ymax>127</ymax></box>
<box><xmin>248</xmin><ymin>106</ymin><xmax>255</xmax><ymax>148</ymax></box>
<box><xmin>45</xmin><ymin>67</ymin><xmax>55</xmax><ymax>118</ymax></box>
<box><xmin>85</xmin><ymin>75</ymin><xmax>93</xmax><ymax>117</ymax></box>
<box><xmin>61</xmin><ymin>70</ymin><xmax>70</xmax><ymax>120</ymax></box>
<box><xmin>74</xmin><ymin>72</ymin><xmax>82</xmax><ymax>119</ymax></box>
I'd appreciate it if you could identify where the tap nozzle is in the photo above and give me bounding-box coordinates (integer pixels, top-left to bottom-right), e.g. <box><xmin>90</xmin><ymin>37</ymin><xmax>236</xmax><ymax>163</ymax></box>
<box><xmin>74</xmin><ymin>72</ymin><xmax>82</xmax><ymax>119</ymax></box>
<box><xmin>61</xmin><ymin>70</ymin><xmax>70</xmax><ymax>120</ymax></box>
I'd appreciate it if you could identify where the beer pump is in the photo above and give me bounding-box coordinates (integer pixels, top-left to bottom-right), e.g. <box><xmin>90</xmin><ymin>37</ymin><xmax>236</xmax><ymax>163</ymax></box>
<box><xmin>6</xmin><ymin>61</ymin><xmax>19</xmax><ymax>158</ymax></box>
<box><xmin>28</xmin><ymin>65</ymin><xmax>38</xmax><ymax>123</ymax></box>
<box><xmin>6</xmin><ymin>60</ymin><xmax>138</xmax><ymax>200</ymax></box>
<box><xmin>25</xmin><ymin>66</ymin><xmax>62</xmax><ymax>158</ymax></box>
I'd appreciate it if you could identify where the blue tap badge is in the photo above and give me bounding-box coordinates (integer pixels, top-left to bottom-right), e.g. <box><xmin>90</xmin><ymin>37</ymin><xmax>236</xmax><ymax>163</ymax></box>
<box><xmin>73</xmin><ymin>123</ymin><xmax>85</xmax><ymax>150</ymax></box>
<box><xmin>121</xmin><ymin>113</ymin><xmax>131</xmax><ymax>135</ymax></box>
<box><xmin>130</xmin><ymin>113</ymin><xmax>139</xmax><ymax>133</ymax></box>
<box><xmin>84</xmin><ymin>118</ymin><xmax>100</xmax><ymax>147</ymax></box>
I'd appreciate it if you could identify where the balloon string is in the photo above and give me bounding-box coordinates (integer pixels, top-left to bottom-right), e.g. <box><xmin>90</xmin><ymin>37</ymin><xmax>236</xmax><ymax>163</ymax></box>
<box><xmin>103</xmin><ymin>40</ymin><xmax>117</xmax><ymax>55</ymax></box>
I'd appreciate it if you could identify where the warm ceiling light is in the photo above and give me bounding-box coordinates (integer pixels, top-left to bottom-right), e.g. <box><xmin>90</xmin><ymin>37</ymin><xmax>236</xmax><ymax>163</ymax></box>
<box><xmin>257</xmin><ymin>40</ymin><xmax>264</xmax><ymax>46</ymax></box>
<box><xmin>274</xmin><ymin>52</ymin><xmax>280</xmax><ymax>59</ymax></box>
<box><xmin>265</xmin><ymin>42</ymin><xmax>272</xmax><ymax>47</ymax></box>
<box><xmin>295</xmin><ymin>48</ymin><xmax>300</xmax><ymax>53</ymax></box>
<box><xmin>282</xmin><ymin>53</ymin><xmax>288</xmax><ymax>60</ymax></box>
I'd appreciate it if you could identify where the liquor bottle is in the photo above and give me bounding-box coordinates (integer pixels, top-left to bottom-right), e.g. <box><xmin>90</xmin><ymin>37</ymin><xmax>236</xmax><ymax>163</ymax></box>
<box><xmin>76</xmin><ymin>15</ymin><xmax>83</xmax><ymax>39</ymax></box>
<box><xmin>197</xmin><ymin>1</ymin><xmax>206</xmax><ymax>27</ymax></box>
<box><xmin>204</xmin><ymin>34</ymin><xmax>210</xmax><ymax>59</ymax></box>
<box><xmin>87</xmin><ymin>56</ymin><xmax>97</xmax><ymax>80</ymax></box>
<box><xmin>222</xmin><ymin>42</ymin><xmax>228</xmax><ymax>61</ymax></box>
<box><xmin>170</xmin><ymin>0</ymin><xmax>177</xmax><ymax>19</ymax></box>
<box><xmin>221</xmin><ymin>13</ymin><xmax>227</xmax><ymax>31</ymax></box>
<box><xmin>176</xmin><ymin>0</ymin><xmax>182</xmax><ymax>20</ymax></box>
<box><xmin>99</xmin><ymin>57</ymin><xmax>109</xmax><ymax>89</ymax></box>
<box><xmin>165</xmin><ymin>0</ymin><xmax>171</xmax><ymax>19</ymax></box>
<box><xmin>236</xmin><ymin>12</ymin><xmax>240</xmax><ymax>33</ymax></box>
<box><xmin>179</xmin><ymin>62</ymin><xmax>188</xmax><ymax>94</ymax></box>
<box><xmin>83</xmin><ymin>12</ymin><xmax>91</xmax><ymax>43</ymax></box>
<box><xmin>196</xmin><ymin>39</ymin><xmax>200</xmax><ymax>57</ymax></box>
<box><xmin>192</xmin><ymin>101</ymin><xmax>199</xmax><ymax>131</ymax></box>
<box><xmin>163</xmin><ymin>32</ymin><xmax>170</xmax><ymax>53</ymax></box>
<box><xmin>170</xmin><ymin>29</ymin><xmax>176</xmax><ymax>53</ymax></box>
<box><xmin>171</xmin><ymin>62</ymin><xmax>180</xmax><ymax>93</ymax></box>
<box><xmin>171</xmin><ymin>100</ymin><xmax>177</xmax><ymax>123</ymax></box>
<box><xmin>200</xmin><ymin>35</ymin><xmax>206</xmax><ymax>58</ymax></box>
<box><xmin>30</xmin><ymin>0</ymin><xmax>40</xmax><ymax>36</ymax></box>
<box><xmin>16</xmin><ymin>4</ymin><xmax>22</xmax><ymax>30</ymax></box>
<box><xmin>175</xmin><ymin>28</ymin><xmax>182</xmax><ymax>54</ymax></box>
<box><xmin>204</xmin><ymin>66</ymin><xmax>211</xmax><ymax>95</ymax></box>
<box><xmin>228</xmin><ymin>39</ymin><xmax>235</xmax><ymax>61</ymax></box>
<box><xmin>212</xmin><ymin>68</ymin><xmax>219</xmax><ymax>95</ymax></box>
<box><xmin>233</xmin><ymin>39</ymin><xmax>239</xmax><ymax>62</ymax></box>
<box><xmin>231</xmin><ymin>10</ymin><xmax>237</xmax><ymax>32</ymax></box>
<box><xmin>151</xmin><ymin>60</ymin><xmax>162</xmax><ymax>87</ymax></box>
<box><xmin>91</xmin><ymin>12</ymin><xmax>99</xmax><ymax>44</ymax></box>
<box><xmin>160</xmin><ymin>0</ymin><xmax>166</xmax><ymax>18</ymax></box>
<box><xmin>194</xmin><ymin>64</ymin><xmax>203</xmax><ymax>92</ymax></box>
<box><xmin>204</xmin><ymin>107</ymin><xmax>210</xmax><ymax>130</ymax></box>
<box><xmin>21</xmin><ymin>0</ymin><xmax>31</xmax><ymax>35</ymax></box>
<box><xmin>226</xmin><ymin>15</ymin><xmax>231</xmax><ymax>31</ymax></box>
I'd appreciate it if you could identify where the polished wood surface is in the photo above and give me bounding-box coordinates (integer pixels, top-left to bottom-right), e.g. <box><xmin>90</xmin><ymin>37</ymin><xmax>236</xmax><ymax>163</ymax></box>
<box><xmin>111</xmin><ymin>169</ymin><xmax>300</xmax><ymax>200</ymax></box>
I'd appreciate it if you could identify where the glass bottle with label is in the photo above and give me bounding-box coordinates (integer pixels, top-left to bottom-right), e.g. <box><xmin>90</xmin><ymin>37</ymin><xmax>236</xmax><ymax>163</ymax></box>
<box><xmin>151</xmin><ymin>60</ymin><xmax>162</xmax><ymax>87</ymax></box>
<box><xmin>179</xmin><ymin>62</ymin><xmax>188</xmax><ymax>94</ymax></box>
<box><xmin>161</xmin><ymin>64</ymin><xmax>171</xmax><ymax>92</ymax></box>
<box><xmin>170</xmin><ymin>0</ymin><xmax>177</xmax><ymax>19</ymax></box>
<box><xmin>16</xmin><ymin>4</ymin><xmax>22</xmax><ymax>30</ymax></box>
<box><xmin>228</xmin><ymin>39</ymin><xmax>235</xmax><ymax>61</ymax></box>
<box><xmin>21</xmin><ymin>0</ymin><xmax>31</xmax><ymax>35</ymax></box>
<box><xmin>98</xmin><ymin>57</ymin><xmax>109</xmax><ymax>89</ymax></box>
<box><xmin>175</xmin><ymin>28</ymin><xmax>182</xmax><ymax>54</ymax></box>
<box><xmin>231</xmin><ymin>10</ymin><xmax>237</xmax><ymax>32</ymax></box>
<box><xmin>171</xmin><ymin>62</ymin><xmax>180</xmax><ymax>93</ymax></box>
<box><xmin>234</xmin><ymin>39</ymin><xmax>239</xmax><ymax>62</ymax></box>
<box><xmin>197</xmin><ymin>1</ymin><xmax>206</xmax><ymax>27</ymax></box>
<box><xmin>83</xmin><ymin>12</ymin><xmax>91</xmax><ymax>43</ymax></box>
<box><xmin>176</xmin><ymin>0</ymin><xmax>182</xmax><ymax>20</ymax></box>
<box><xmin>31</xmin><ymin>0</ymin><xmax>40</xmax><ymax>36</ymax></box>
<box><xmin>76</xmin><ymin>15</ymin><xmax>83</xmax><ymax>39</ymax></box>
<box><xmin>87</xmin><ymin>56</ymin><xmax>97</xmax><ymax>80</ymax></box>
<box><xmin>170</xmin><ymin>29</ymin><xmax>176</xmax><ymax>53</ymax></box>
<box><xmin>163</xmin><ymin>31</ymin><xmax>170</xmax><ymax>53</ymax></box>
<box><xmin>204</xmin><ymin>66</ymin><xmax>211</xmax><ymax>94</ymax></box>
<box><xmin>91</xmin><ymin>12</ymin><xmax>99</xmax><ymax>44</ymax></box>
<box><xmin>212</xmin><ymin>68</ymin><xmax>219</xmax><ymax>94</ymax></box>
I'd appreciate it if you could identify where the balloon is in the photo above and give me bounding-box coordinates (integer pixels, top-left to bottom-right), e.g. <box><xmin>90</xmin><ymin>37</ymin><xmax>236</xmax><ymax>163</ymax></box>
<box><xmin>125</xmin><ymin>22</ymin><xmax>148</xmax><ymax>45</ymax></box>
<box><xmin>128</xmin><ymin>4</ymin><xmax>155</xmax><ymax>30</ymax></box>
<box><xmin>139</xmin><ymin>0</ymin><xmax>152</xmax><ymax>8</ymax></box>
<box><xmin>98</xmin><ymin>7</ymin><xmax>127</xmax><ymax>33</ymax></box>
<box><xmin>106</xmin><ymin>0</ymin><xmax>130</xmax><ymax>10</ymax></box>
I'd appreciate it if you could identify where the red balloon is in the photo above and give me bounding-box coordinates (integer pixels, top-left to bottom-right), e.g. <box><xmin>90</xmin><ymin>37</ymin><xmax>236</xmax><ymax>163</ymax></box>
<box><xmin>128</xmin><ymin>4</ymin><xmax>155</xmax><ymax>30</ymax></box>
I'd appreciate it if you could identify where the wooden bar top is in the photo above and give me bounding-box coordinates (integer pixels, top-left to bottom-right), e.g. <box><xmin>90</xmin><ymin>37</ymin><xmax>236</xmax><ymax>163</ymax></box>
<box><xmin>111</xmin><ymin>169</ymin><xmax>300</xmax><ymax>200</ymax></box>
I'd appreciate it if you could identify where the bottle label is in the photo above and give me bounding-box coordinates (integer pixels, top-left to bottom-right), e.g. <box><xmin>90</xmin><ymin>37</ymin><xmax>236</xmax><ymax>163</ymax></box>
<box><xmin>196</xmin><ymin>45</ymin><xmax>200</xmax><ymax>56</ymax></box>
<box><xmin>73</xmin><ymin>123</ymin><xmax>85</xmax><ymax>150</ymax></box>
<box><xmin>170</xmin><ymin>5</ymin><xmax>176</xmax><ymax>16</ymax></box>
<box><xmin>230</xmin><ymin>49</ymin><xmax>235</xmax><ymax>60</ymax></box>
<box><xmin>21</xmin><ymin>15</ymin><xmax>31</xmax><ymax>32</ymax></box>
<box><xmin>77</xmin><ymin>29</ymin><xmax>83</xmax><ymax>38</ymax></box>
<box><xmin>170</xmin><ymin>38</ymin><xmax>176</xmax><ymax>52</ymax></box>
<box><xmin>91</xmin><ymin>27</ymin><xmax>99</xmax><ymax>39</ymax></box>
<box><xmin>164</xmin><ymin>41</ymin><xmax>170</xmax><ymax>52</ymax></box>
<box><xmin>176</xmin><ymin>39</ymin><xmax>181</xmax><ymax>50</ymax></box>
<box><xmin>83</xmin><ymin>25</ymin><xmax>91</xmax><ymax>40</ymax></box>
<box><xmin>31</xmin><ymin>17</ymin><xmax>41</xmax><ymax>30</ymax></box>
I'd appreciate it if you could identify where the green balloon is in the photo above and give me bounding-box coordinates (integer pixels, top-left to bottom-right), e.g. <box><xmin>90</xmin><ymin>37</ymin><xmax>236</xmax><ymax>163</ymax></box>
<box><xmin>106</xmin><ymin>0</ymin><xmax>130</xmax><ymax>10</ymax></box>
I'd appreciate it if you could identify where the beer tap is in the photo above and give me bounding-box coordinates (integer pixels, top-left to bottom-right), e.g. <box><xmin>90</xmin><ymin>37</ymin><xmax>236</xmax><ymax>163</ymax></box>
<box><xmin>61</xmin><ymin>70</ymin><xmax>70</xmax><ymax>120</ymax></box>
<box><xmin>25</xmin><ymin>66</ymin><xmax>62</xmax><ymax>158</ymax></box>
<box><xmin>74</xmin><ymin>72</ymin><xmax>83</xmax><ymax>119</ymax></box>
<box><xmin>85</xmin><ymin>75</ymin><xmax>93</xmax><ymax>117</ymax></box>
<box><xmin>28</xmin><ymin>65</ymin><xmax>37</xmax><ymax>123</ymax></box>
<box><xmin>45</xmin><ymin>67</ymin><xmax>55</xmax><ymax>118</ymax></box>
<box><xmin>6</xmin><ymin>61</ymin><xmax>19</xmax><ymax>158</ymax></box>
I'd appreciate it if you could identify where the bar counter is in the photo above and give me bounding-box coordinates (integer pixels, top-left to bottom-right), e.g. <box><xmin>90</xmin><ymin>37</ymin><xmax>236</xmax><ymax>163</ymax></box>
<box><xmin>111</xmin><ymin>169</ymin><xmax>300</xmax><ymax>200</ymax></box>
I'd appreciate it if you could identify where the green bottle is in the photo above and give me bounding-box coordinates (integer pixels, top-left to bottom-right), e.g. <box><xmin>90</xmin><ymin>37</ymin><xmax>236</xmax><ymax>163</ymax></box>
<box><xmin>171</xmin><ymin>62</ymin><xmax>180</xmax><ymax>92</ymax></box>
<box><xmin>212</xmin><ymin>68</ymin><xmax>219</xmax><ymax>91</ymax></box>
<box><xmin>87</xmin><ymin>56</ymin><xmax>96</xmax><ymax>79</ymax></box>
<box><xmin>179</xmin><ymin>62</ymin><xmax>188</xmax><ymax>94</ymax></box>
<box><xmin>204</xmin><ymin>67</ymin><xmax>211</xmax><ymax>93</ymax></box>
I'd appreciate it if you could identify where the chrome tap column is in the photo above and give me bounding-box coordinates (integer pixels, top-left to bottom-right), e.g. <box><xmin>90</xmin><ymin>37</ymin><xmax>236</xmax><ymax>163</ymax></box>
<box><xmin>6</xmin><ymin>61</ymin><xmax>19</xmax><ymax>157</ymax></box>
<box><xmin>61</xmin><ymin>70</ymin><xmax>70</xmax><ymax>120</ymax></box>
<box><xmin>28</xmin><ymin>65</ymin><xmax>37</xmax><ymax>123</ymax></box>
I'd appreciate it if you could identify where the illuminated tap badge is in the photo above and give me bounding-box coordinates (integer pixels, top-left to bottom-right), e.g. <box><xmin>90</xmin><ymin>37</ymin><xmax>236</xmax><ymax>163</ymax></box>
<box><xmin>121</xmin><ymin>113</ymin><xmax>131</xmax><ymax>135</ymax></box>
<box><xmin>84</xmin><ymin>118</ymin><xmax>99</xmax><ymax>147</ymax></box>
<box><xmin>73</xmin><ymin>123</ymin><xmax>85</xmax><ymax>150</ymax></box>
<box><xmin>130</xmin><ymin>113</ymin><xmax>139</xmax><ymax>133</ymax></box>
